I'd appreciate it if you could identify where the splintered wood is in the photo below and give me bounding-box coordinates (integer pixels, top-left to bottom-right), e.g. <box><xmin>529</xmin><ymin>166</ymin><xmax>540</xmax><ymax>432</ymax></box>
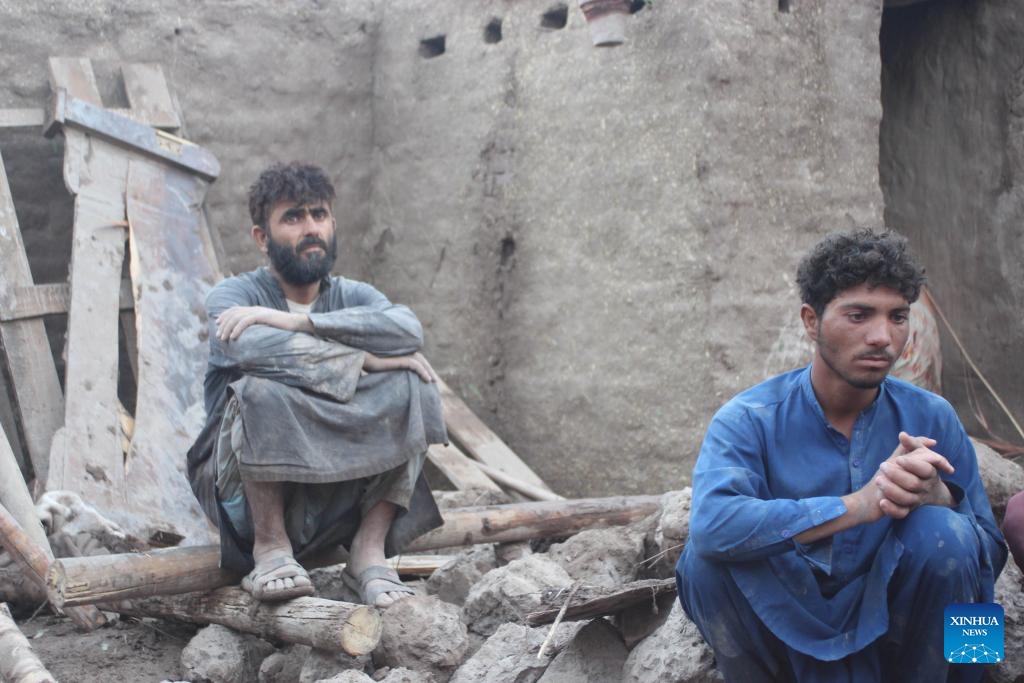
<box><xmin>123</xmin><ymin>160</ymin><xmax>217</xmax><ymax>542</ymax></box>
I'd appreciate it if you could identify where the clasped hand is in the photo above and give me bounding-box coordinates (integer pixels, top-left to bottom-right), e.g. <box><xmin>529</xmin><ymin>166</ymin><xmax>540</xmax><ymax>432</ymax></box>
<box><xmin>857</xmin><ymin>431</ymin><xmax>955</xmax><ymax>522</ymax></box>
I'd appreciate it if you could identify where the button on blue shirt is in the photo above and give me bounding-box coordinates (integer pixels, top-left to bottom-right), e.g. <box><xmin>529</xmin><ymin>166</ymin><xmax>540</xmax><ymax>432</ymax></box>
<box><xmin>681</xmin><ymin>366</ymin><xmax>1005</xmax><ymax>660</ymax></box>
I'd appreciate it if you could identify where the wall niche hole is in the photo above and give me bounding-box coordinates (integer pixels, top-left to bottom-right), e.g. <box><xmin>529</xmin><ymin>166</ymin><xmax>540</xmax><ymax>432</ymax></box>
<box><xmin>778</xmin><ymin>0</ymin><xmax>791</xmax><ymax>12</ymax></box>
<box><xmin>419</xmin><ymin>35</ymin><xmax>446</xmax><ymax>58</ymax></box>
<box><xmin>541</xmin><ymin>5</ymin><xmax>568</xmax><ymax>30</ymax></box>
<box><xmin>484</xmin><ymin>18</ymin><xmax>503</xmax><ymax>43</ymax></box>
<box><xmin>500</xmin><ymin>235</ymin><xmax>516</xmax><ymax>266</ymax></box>
<box><xmin>629</xmin><ymin>0</ymin><xmax>647</xmax><ymax>13</ymax></box>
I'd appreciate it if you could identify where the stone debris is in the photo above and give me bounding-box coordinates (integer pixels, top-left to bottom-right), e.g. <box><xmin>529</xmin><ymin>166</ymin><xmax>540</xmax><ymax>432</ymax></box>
<box><xmin>621</xmin><ymin>601</ymin><xmax>722</xmax><ymax>683</ymax></box>
<box><xmin>447</xmin><ymin>622</ymin><xmax>583</xmax><ymax>683</ymax></box>
<box><xmin>180</xmin><ymin>624</ymin><xmax>275</xmax><ymax>683</ymax></box>
<box><xmin>311</xmin><ymin>672</ymin><xmax>375</xmax><ymax>683</ymax></box>
<box><xmin>536</xmin><ymin>617</ymin><xmax>629</xmax><ymax>683</ymax></box>
<box><xmin>461</xmin><ymin>553</ymin><xmax>573</xmax><ymax>637</ymax></box>
<box><xmin>258</xmin><ymin>644</ymin><xmax>310</xmax><ymax>683</ymax></box>
<box><xmin>298</xmin><ymin>648</ymin><xmax>371</xmax><ymax>683</ymax></box>
<box><xmin>373</xmin><ymin>595</ymin><xmax>468</xmax><ymax>681</ymax></box>
<box><xmin>546</xmin><ymin>524</ymin><xmax>645</xmax><ymax>588</ymax></box>
<box><xmin>424</xmin><ymin>545</ymin><xmax>497</xmax><ymax>606</ymax></box>
<box><xmin>973</xmin><ymin>438</ymin><xmax>1024</xmax><ymax>521</ymax></box>
<box><xmin>24</xmin><ymin>478</ymin><xmax>1024</xmax><ymax>683</ymax></box>
<box><xmin>651</xmin><ymin>488</ymin><xmax>692</xmax><ymax>573</ymax></box>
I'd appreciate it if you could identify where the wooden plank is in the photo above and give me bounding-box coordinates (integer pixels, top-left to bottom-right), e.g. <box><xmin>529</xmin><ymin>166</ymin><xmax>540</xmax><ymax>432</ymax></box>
<box><xmin>0</xmin><ymin>280</ymin><xmax>133</xmax><ymax>322</ymax></box>
<box><xmin>437</xmin><ymin>378</ymin><xmax>554</xmax><ymax>492</ymax></box>
<box><xmin>123</xmin><ymin>159</ymin><xmax>218</xmax><ymax>542</ymax></box>
<box><xmin>0</xmin><ymin>149</ymin><xmax>64</xmax><ymax>485</ymax></box>
<box><xmin>0</xmin><ymin>109</ymin><xmax>45</xmax><ymax>128</ymax></box>
<box><xmin>427</xmin><ymin>443</ymin><xmax>502</xmax><ymax>492</ymax></box>
<box><xmin>121</xmin><ymin>63</ymin><xmax>181</xmax><ymax>130</ymax></box>
<box><xmin>44</xmin><ymin>58</ymin><xmax>129</xmax><ymax>514</ymax></box>
<box><xmin>47</xmin><ymin>57</ymin><xmax>102</xmax><ymax>105</ymax></box>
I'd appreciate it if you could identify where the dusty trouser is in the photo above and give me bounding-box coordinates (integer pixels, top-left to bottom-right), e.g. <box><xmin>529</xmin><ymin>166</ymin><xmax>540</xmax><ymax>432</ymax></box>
<box><xmin>214</xmin><ymin>393</ymin><xmax>429</xmax><ymax>570</ymax></box>
<box><xmin>677</xmin><ymin>506</ymin><xmax>988</xmax><ymax>683</ymax></box>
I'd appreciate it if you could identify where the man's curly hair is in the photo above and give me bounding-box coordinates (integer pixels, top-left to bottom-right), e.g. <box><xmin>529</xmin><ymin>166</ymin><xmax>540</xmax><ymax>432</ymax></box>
<box><xmin>248</xmin><ymin>162</ymin><xmax>336</xmax><ymax>229</ymax></box>
<box><xmin>796</xmin><ymin>228</ymin><xmax>926</xmax><ymax>315</ymax></box>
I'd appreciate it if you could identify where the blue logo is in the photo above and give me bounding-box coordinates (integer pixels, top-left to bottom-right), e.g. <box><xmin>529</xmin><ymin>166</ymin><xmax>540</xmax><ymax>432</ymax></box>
<box><xmin>944</xmin><ymin>603</ymin><xmax>1003</xmax><ymax>664</ymax></box>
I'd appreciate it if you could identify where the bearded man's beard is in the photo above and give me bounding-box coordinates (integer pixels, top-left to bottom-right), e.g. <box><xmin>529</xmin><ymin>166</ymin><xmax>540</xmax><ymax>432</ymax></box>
<box><xmin>267</xmin><ymin>233</ymin><xmax>337</xmax><ymax>285</ymax></box>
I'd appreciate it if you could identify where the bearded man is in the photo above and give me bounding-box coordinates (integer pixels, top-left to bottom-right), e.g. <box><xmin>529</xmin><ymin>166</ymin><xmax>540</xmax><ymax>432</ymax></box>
<box><xmin>187</xmin><ymin>162</ymin><xmax>445</xmax><ymax>607</ymax></box>
<box><xmin>676</xmin><ymin>229</ymin><xmax>1006</xmax><ymax>682</ymax></box>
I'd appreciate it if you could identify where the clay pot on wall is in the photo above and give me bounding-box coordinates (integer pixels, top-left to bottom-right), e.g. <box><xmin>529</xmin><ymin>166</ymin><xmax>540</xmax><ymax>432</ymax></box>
<box><xmin>579</xmin><ymin>0</ymin><xmax>631</xmax><ymax>47</ymax></box>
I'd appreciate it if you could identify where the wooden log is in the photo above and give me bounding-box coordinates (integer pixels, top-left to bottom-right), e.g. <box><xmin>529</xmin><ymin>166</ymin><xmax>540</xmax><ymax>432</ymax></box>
<box><xmin>437</xmin><ymin>379</ymin><xmax>553</xmax><ymax>492</ymax></box>
<box><xmin>0</xmin><ymin>502</ymin><xmax>105</xmax><ymax>631</ymax></box>
<box><xmin>50</xmin><ymin>548</ymin><xmax>455</xmax><ymax>609</ymax></box>
<box><xmin>49</xmin><ymin>496</ymin><xmax>661</xmax><ymax>607</ymax></box>
<box><xmin>525</xmin><ymin>578</ymin><xmax>677</xmax><ymax>625</ymax></box>
<box><xmin>105</xmin><ymin>587</ymin><xmax>381</xmax><ymax>655</ymax></box>
<box><xmin>0</xmin><ymin>603</ymin><xmax>56</xmax><ymax>683</ymax></box>
<box><xmin>406</xmin><ymin>494</ymin><xmax>661</xmax><ymax>551</ymax></box>
<box><xmin>0</xmin><ymin>424</ymin><xmax>50</xmax><ymax>556</ymax></box>
<box><xmin>47</xmin><ymin>545</ymin><xmax>239</xmax><ymax>609</ymax></box>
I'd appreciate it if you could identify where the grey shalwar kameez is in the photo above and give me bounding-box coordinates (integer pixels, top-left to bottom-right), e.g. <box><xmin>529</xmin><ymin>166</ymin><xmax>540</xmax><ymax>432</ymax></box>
<box><xmin>186</xmin><ymin>267</ymin><xmax>446</xmax><ymax>573</ymax></box>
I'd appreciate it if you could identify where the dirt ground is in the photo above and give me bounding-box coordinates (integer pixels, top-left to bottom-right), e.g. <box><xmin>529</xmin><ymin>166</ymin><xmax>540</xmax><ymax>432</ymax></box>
<box><xmin>16</xmin><ymin>612</ymin><xmax>196</xmax><ymax>683</ymax></box>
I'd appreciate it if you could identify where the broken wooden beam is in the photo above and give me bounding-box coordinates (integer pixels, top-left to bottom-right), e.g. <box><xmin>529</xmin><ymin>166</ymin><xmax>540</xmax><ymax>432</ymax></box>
<box><xmin>525</xmin><ymin>577</ymin><xmax>677</xmax><ymax>625</ymax></box>
<box><xmin>49</xmin><ymin>496</ymin><xmax>660</xmax><ymax>607</ymax></box>
<box><xmin>437</xmin><ymin>379</ymin><xmax>554</xmax><ymax>493</ymax></box>
<box><xmin>471</xmin><ymin>460</ymin><xmax>564</xmax><ymax>502</ymax></box>
<box><xmin>0</xmin><ymin>502</ymin><xmax>105</xmax><ymax>631</ymax></box>
<box><xmin>427</xmin><ymin>443</ymin><xmax>503</xmax><ymax>493</ymax></box>
<box><xmin>105</xmin><ymin>587</ymin><xmax>381</xmax><ymax>655</ymax></box>
<box><xmin>0</xmin><ymin>149</ymin><xmax>65</xmax><ymax>486</ymax></box>
<box><xmin>0</xmin><ymin>603</ymin><xmax>56</xmax><ymax>683</ymax></box>
<box><xmin>44</xmin><ymin>89</ymin><xmax>219</xmax><ymax>181</ymax></box>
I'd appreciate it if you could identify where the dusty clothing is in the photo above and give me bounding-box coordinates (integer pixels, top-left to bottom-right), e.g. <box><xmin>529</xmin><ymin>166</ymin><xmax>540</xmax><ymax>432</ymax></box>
<box><xmin>187</xmin><ymin>267</ymin><xmax>446</xmax><ymax>572</ymax></box>
<box><xmin>677</xmin><ymin>367</ymin><xmax>1006</xmax><ymax>682</ymax></box>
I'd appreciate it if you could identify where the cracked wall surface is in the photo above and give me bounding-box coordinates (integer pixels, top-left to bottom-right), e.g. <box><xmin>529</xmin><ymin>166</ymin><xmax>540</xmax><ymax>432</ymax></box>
<box><xmin>1</xmin><ymin>0</ymin><xmax>886</xmax><ymax>495</ymax></box>
<box><xmin>881</xmin><ymin>0</ymin><xmax>1024</xmax><ymax>448</ymax></box>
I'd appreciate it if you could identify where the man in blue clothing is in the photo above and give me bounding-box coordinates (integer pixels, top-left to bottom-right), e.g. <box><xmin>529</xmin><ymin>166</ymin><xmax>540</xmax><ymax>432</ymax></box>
<box><xmin>677</xmin><ymin>229</ymin><xmax>1006</xmax><ymax>682</ymax></box>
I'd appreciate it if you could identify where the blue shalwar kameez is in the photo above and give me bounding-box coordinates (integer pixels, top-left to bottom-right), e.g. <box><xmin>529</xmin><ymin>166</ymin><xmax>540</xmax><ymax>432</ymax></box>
<box><xmin>676</xmin><ymin>367</ymin><xmax>1006</xmax><ymax>682</ymax></box>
